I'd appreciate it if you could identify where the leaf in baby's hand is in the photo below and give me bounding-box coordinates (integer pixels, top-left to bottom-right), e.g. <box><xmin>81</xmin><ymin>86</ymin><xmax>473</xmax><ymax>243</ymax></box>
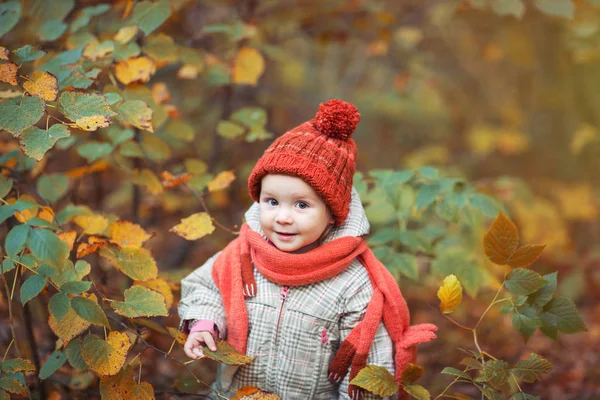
<box><xmin>231</xmin><ymin>386</ymin><xmax>281</xmax><ymax>399</ymax></box>
<box><xmin>350</xmin><ymin>365</ymin><xmax>399</xmax><ymax>397</ymax></box>
<box><xmin>202</xmin><ymin>340</ymin><xmax>255</xmax><ymax>366</ymax></box>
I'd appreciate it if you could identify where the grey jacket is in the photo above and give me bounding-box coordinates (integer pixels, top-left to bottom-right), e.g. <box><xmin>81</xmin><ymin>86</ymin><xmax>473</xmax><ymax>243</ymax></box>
<box><xmin>178</xmin><ymin>188</ymin><xmax>397</xmax><ymax>399</ymax></box>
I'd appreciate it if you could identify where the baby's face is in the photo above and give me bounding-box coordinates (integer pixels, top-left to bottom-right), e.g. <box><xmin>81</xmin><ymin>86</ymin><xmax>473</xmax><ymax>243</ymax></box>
<box><xmin>259</xmin><ymin>174</ymin><xmax>334</xmax><ymax>254</ymax></box>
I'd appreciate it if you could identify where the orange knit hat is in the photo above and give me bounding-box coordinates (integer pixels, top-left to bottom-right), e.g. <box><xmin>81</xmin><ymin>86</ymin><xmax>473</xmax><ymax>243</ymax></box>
<box><xmin>248</xmin><ymin>99</ymin><xmax>360</xmax><ymax>225</ymax></box>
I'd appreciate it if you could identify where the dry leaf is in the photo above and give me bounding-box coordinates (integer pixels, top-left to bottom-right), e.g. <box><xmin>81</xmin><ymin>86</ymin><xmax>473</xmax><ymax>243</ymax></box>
<box><xmin>77</xmin><ymin>236</ymin><xmax>107</xmax><ymax>258</ymax></box>
<box><xmin>0</xmin><ymin>62</ymin><xmax>18</xmax><ymax>86</ymax></box>
<box><xmin>109</xmin><ymin>221</ymin><xmax>151</xmax><ymax>248</ymax></box>
<box><xmin>437</xmin><ymin>275</ymin><xmax>463</xmax><ymax>314</ymax></box>
<box><xmin>114</xmin><ymin>56</ymin><xmax>156</xmax><ymax>85</ymax></box>
<box><xmin>166</xmin><ymin>327</ymin><xmax>187</xmax><ymax>345</ymax></box>
<box><xmin>76</xmin><ymin>115</ymin><xmax>112</xmax><ymax>131</ymax></box>
<box><xmin>207</xmin><ymin>170</ymin><xmax>235</xmax><ymax>192</ymax></box>
<box><xmin>506</xmin><ymin>244</ymin><xmax>546</xmax><ymax>268</ymax></box>
<box><xmin>169</xmin><ymin>212</ymin><xmax>215</xmax><ymax>241</ymax></box>
<box><xmin>160</xmin><ymin>171</ymin><xmax>191</xmax><ymax>189</ymax></box>
<box><xmin>58</xmin><ymin>230</ymin><xmax>77</xmax><ymax>252</ymax></box>
<box><xmin>74</xmin><ymin>215</ymin><xmax>110</xmax><ymax>235</ymax></box>
<box><xmin>0</xmin><ymin>46</ymin><xmax>9</xmax><ymax>60</ymax></box>
<box><xmin>202</xmin><ymin>340</ymin><xmax>255</xmax><ymax>365</ymax></box>
<box><xmin>66</xmin><ymin>161</ymin><xmax>110</xmax><ymax>178</ymax></box>
<box><xmin>23</xmin><ymin>71</ymin><xmax>59</xmax><ymax>102</ymax></box>
<box><xmin>232</xmin><ymin>47</ymin><xmax>265</xmax><ymax>86</ymax></box>
<box><xmin>37</xmin><ymin>206</ymin><xmax>55</xmax><ymax>222</ymax></box>
<box><xmin>483</xmin><ymin>212</ymin><xmax>519</xmax><ymax>265</ymax></box>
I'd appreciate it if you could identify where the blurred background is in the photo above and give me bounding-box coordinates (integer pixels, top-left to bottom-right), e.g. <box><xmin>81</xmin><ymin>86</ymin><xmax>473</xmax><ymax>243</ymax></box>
<box><xmin>1</xmin><ymin>0</ymin><xmax>598</xmax><ymax>398</ymax></box>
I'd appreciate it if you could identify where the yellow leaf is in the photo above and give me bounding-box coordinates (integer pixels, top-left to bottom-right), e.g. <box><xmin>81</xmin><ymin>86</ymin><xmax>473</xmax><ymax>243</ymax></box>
<box><xmin>166</xmin><ymin>327</ymin><xmax>187</xmax><ymax>346</ymax></box>
<box><xmin>114</xmin><ymin>26</ymin><xmax>139</xmax><ymax>44</ymax></box>
<box><xmin>202</xmin><ymin>340</ymin><xmax>255</xmax><ymax>365</ymax></box>
<box><xmin>37</xmin><ymin>206</ymin><xmax>55</xmax><ymax>222</ymax></box>
<box><xmin>82</xmin><ymin>331</ymin><xmax>131</xmax><ymax>376</ymax></box>
<box><xmin>99</xmin><ymin>246</ymin><xmax>158</xmax><ymax>281</ymax></box>
<box><xmin>99</xmin><ymin>366</ymin><xmax>155</xmax><ymax>400</ymax></box>
<box><xmin>184</xmin><ymin>158</ymin><xmax>207</xmax><ymax>175</ymax></box>
<box><xmin>58</xmin><ymin>230</ymin><xmax>77</xmax><ymax>252</ymax></box>
<box><xmin>48</xmin><ymin>294</ymin><xmax>97</xmax><ymax>343</ymax></box>
<box><xmin>9</xmin><ymin>194</ymin><xmax>38</xmax><ymax>223</ymax></box>
<box><xmin>437</xmin><ymin>274</ymin><xmax>463</xmax><ymax>314</ymax></box>
<box><xmin>232</xmin><ymin>47</ymin><xmax>265</xmax><ymax>86</ymax></box>
<box><xmin>350</xmin><ymin>365</ymin><xmax>399</xmax><ymax>397</ymax></box>
<box><xmin>76</xmin><ymin>115</ymin><xmax>112</xmax><ymax>131</ymax></box>
<box><xmin>109</xmin><ymin>221</ymin><xmax>152</xmax><ymax>248</ymax></box>
<box><xmin>571</xmin><ymin>124</ymin><xmax>599</xmax><ymax>155</ymax></box>
<box><xmin>404</xmin><ymin>146</ymin><xmax>449</xmax><ymax>168</ymax></box>
<box><xmin>554</xmin><ymin>183</ymin><xmax>598</xmax><ymax>221</ymax></box>
<box><xmin>0</xmin><ymin>62</ymin><xmax>18</xmax><ymax>86</ymax></box>
<box><xmin>496</xmin><ymin>130</ymin><xmax>529</xmax><ymax>155</ymax></box>
<box><xmin>177</xmin><ymin>64</ymin><xmax>200</xmax><ymax>79</ymax></box>
<box><xmin>74</xmin><ymin>215</ymin><xmax>110</xmax><ymax>235</ymax></box>
<box><xmin>83</xmin><ymin>40</ymin><xmax>115</xmax><ymax>61</ymax></box>
<box><xmin>132</xmin><ymin>168</ymin><xmax>164</xmax><ymax>195</ymax></box>
<box><xmin>23</xmin><ymin>71</ymin><xmax>59</xmax><ymax>101</ymax></box>
<box><xmin>134</xmin><ymin>278</ymin><xmax>174</xmax><ymax>309</ymax></box>
<box><xmin>169</xmin><ymin>212</ymin><xmax>215</xmax><ymax>241</ymax></box>
<box><xmin>114</xmin><ymin>56</ymin><xmax>156</xmax><ymax>85</ymax></box>
<box><xmin>207</xmin><ymin>170</ymin><xmax>235</xmax><ymax>192</ymax></box>
<box><xmin>467</xmin><ymin>125</ymin><xmax>496</xmax><ymax>156</ymax></box>
<box><xmin>507</xmin><ymin>244</ymin><xmax>546</xmax><ymax>268</ymax></box>
<box><xmin>483</xmin><ymin>212</ymin><xmax>519</xmax><ymax>265</ymax></box>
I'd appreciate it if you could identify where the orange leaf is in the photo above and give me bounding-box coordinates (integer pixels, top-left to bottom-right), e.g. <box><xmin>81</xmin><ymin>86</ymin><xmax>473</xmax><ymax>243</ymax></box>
<box><xmin>207</xmin><ymin>170</ymin><xmax>235</xmax><ymax>192</ymax></box>
<box><xmin>236</xmin><ymin>386</ymin><xmax>260</xmax><ymax>397</ymax></box>
<box><xmin>109</xmin><ymin>221</ymin><xmax>151</xmax><ymax>248</ymax></box>
<box><xmin>151</xmin><ymin>82</ymin><xmax>172</xmax><ymax>104</ymax></box>
<box><xmin>0</xmin><ymin>62</ymin><xmax>18</xmax><ymax>86</ymax></box>
<box><xmin>23</xmin><ymin>71</ymin><xmax>59</xmax><ymax>102</ymax></box>
<box><xmin>507</xmin><ymin>244</ymin><xmax>546</xmax><ymax>268</ymax></box>
<box><xmin>77</xmin><ymin>236</ymin><xmax>107</xmax><ymax>258</ymax></box>
<box><xmin>160</xmin><ymin>171</ymin><xmax>191</xmax><ymax>189</ymax></box>
<box><xmin>66</xmin><ymin>161</ymin><xmax>110</xmax><ymax>178</ymax></box>
<box><xmin>58</xmin><ymin>230</ymin><xmax>77</xmax><ymax>252</ymax></box>
<box><xmin>37</xmin><ymin>206</ymin><xmax>55</xmax><ymax>223</ymax></box>
<box><xmin>483</xmin><ymin>212</ymin><xmax>519</xmax><ymax>265</ymax></box>
<box><xmin>0</xmin><ymin>46</ymin><xmax>8</xmax><ymax>60</ymax></box>
<box><xmin>114</xmin><ymin>56</ymin><xmax>156</xmax><ymax>85</ymax></box>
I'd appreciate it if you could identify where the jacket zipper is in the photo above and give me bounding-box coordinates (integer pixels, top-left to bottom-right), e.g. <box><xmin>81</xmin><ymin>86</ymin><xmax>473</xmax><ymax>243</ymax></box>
<box><xmin>274</xmin><ymin>285</ymin><xmax>289</xmax><ymax>346</ymax></box>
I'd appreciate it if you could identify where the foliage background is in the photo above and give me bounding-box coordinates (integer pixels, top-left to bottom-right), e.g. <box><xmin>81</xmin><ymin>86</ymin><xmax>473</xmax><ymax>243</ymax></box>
<box><xmin>0</xmin><ymin>0</ymin><xmax>597</xmax><ymax>399</ymax></box>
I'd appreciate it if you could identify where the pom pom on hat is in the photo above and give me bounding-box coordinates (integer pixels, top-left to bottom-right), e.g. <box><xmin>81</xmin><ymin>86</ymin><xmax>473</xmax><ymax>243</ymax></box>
<box><xmin>313</xmin><ymin>99</ymin><xmax>361</xmax><ymax>140</ymax></box>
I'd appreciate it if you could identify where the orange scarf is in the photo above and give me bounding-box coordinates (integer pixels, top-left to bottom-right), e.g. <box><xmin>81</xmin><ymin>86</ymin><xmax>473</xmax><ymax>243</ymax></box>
<box><xmin>212</xmin><ymin>224</ymin><xmax>437</xmax><ymax>396</ymax></box>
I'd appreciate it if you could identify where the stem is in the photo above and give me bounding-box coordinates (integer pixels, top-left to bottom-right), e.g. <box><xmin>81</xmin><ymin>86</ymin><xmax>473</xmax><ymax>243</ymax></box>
<box><xmin>510</xmin><ymin>373</ymin><xmax>523</xmax><ymax>392</ymax></box>
<box><xmin>2</xmin><ymin>338</ymin><xmax>14</xmax><ymax>362</ymax></box>
<box><xmin>434</xmin><ymin>375</ymin><xmax>462</xmax><ymax>400</ymax></box>
<box><xmin>473</xmin><ymin>282</ymin><xmax>505</xmax><ymax>331</ymax></box>
<box><xmin>185</xmin><ymin>183</ymin><xmax>239</xmax><ymax>235</ymax></box>
<box><xmin>442</xmin><ymin>313</ymin><xmax>472</xmax><ymax>331</ymax></box>
<box><xmin>1</xmin><ymin>272</ymin><xmax>21</xmax><ymax>358</ymax></box>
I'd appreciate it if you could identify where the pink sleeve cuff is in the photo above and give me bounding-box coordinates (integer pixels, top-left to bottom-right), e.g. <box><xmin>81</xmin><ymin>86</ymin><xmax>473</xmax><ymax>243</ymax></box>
<box><xmin>190</xmin><ymin>320</ymin><xmax>218</xmax><ymax>338</ymax></box>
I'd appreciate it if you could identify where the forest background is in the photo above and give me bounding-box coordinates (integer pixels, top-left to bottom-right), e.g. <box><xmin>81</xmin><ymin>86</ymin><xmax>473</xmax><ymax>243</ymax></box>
<box><xmin>0</xmin><ymin>0</ymin><xmax>597</xmax><ymax>399</ymax></box>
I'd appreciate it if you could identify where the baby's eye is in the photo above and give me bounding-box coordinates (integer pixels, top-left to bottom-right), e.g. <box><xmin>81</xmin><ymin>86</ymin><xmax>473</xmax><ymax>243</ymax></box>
<box><xmin>296</xmin><ymin>201</ymin><xmax>309</xmax><ymax>209</ymax></box>
<box><xmin>267</xmin><ymin>198</ymin><xmax>278</xmax><ymax>206</ymax></box>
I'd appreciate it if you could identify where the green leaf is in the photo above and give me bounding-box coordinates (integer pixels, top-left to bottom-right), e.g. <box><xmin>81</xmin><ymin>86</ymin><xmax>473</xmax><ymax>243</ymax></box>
<box><xmin>217</xmin><ymin>120</ymin><xmax>245</xmax><ymax>139</ymax></box>
<box><xmin>349</xmin><ymin>365</ymin><xmax>399</xmax><ymax>397</ymax></box>
<box><xmin>440</xmin><ymin>367</ymin><xmax>471</xmax><ymax>380</ymax></box>
<box><xmin>469</xmin><ymin>193</ymin><xmax>500</xmax><ymax>217</ymax></box>
<box><xmin>1</xmin><ymin>259</ymin><xmax>16</xmax><ymax>274</ymax></box>
<box><xmin>481</xmin><ymin>386</ymin><xmax>503</xmax><ymax>400</ymax></box>
<box><xmin>0</xmin><ymin>358</ymin><xmax>35</xmax><ymax>373</ymax></box>
<box><xmin>165</xmin><ymin>119</ymin><xmax>195</xmax><ymax>142</ymax></box>
<box><xmin>540</xmin><ymin>297</ymin><xmax>587</xmax><ymax>335</ymax></box>
<box><xmin>27</xmin><ymin>0</ymin><xmax>74</xmax><ymax>22</ymax></box>
<box><xmin>106</xmin><ymin>125</ymin><xmax>134</xmax><ymax>145</ymax></box>
<box><xmin>104</xmin><ymin>93</ymin><xmax>123</xmax><ymax>106</ymax></box>
<box><xmin>36</xmin><ymin>174</ymin><xmax>69</xmax><ymax>204</ymax></box>
<box><xmin>432</xmin><ymin>247</ymin><xmax>487</xmax><ymax>296</ymax></box>
<box><xmin>39</xmin><ymin>47</ymin><xmax>83</xmax><ymax>76</ymax></box>
<box><xmin>14</xmin><ymin>45</ymin><xmax>46</xmax><ymax>62</ymax></box>
<box><xmin>477</xmin><ymin>359</ymin><xmax>510</xmax><ymax>387</ymax></box>
<box><xmin>0</xmin><ymin>1</ymin><xmax>22</xmax><ymax>38</ymax></box>
<box><xmin>398</xmin><ymin>231</ymin><xmax>427</xmax><ymax>252</ymax></box>
<box><xmin>367</xmin><ymin>229</ymin><xmax>398</xmax><ymax>246</ymax></box>
<box><xmin>76</xmin><ymin>141</ymin><xmax>114</xmax><ymax>163</ymax></box>
<box><xmin>0</xmin><ymin>96</ymin><xmax>45</xmax><ymax>136</ymax></box>
<box><xmin>388</xmin><ymin>253</ymin><xmax>418</xmax><ymax>280</ymax></box>
<box><xmin>113</xmin><ymin>41</ymin><xmax>141</xmax><ymax>61</ymax></box>
<box><xmin>116</xmin><ymin>100</ymin><xmax>154</xmax><ymax>132</ymax></box>
<box><xmin>20</xmin><ymin>274</ymin><xmax>47</xmax><ymax>305</ymax></box>
<box><xmin>39</xmin><ymin>350</ymin><xmax>67</xmax><ymax>379</ymax></box>
<box><xmin>418</xmin><ymin>166</ymin><xmax>438</xmax><ymax>179</ymax></box>
<box><xmin>143</xmin><ymin>33</ymin><xmax>178</xmax><ymax>63</ymax></box>
<box><xmin>416</xmin><ymin>183</ymin><xmax>441</xmax><ymax>210</ymax></box>
<box><xmin>38</xmin><ymin>19</ymin><xmax>67</xmax><ymax>41</ymax></box>
<box><xmin>71</xmin><ymin>296</ymin><xmax>109</xmax><ymax>328</ymax></box>
<box><xmin>505</xmin><ymin>268</ymin><xmax>546</xmax><ymax>295</ymax></box>
<box><xmin>110</xmin><ymin>285</ymin><xmax>168</xmax><ymax>318</ymax></box>
<box><xmin>364</xmin><ymin>200</ymin><xmax>397</xmax><ymax>225</ymax></box>
<box><xmin>20</xmin><ymin>124</ymin><xmax>71</xmax><ymax>161</ymax></box>
<box><xmin>230</xmin><ymin>107</ymin><xmax>267</xmax><ymax>129</ymax></box>
<box><xmin>512</xmin><ymin>304</ymin><xmax>541</xmax><ymax>342</ymax></box>
<box><xmin>0</xmin><ymin>375</ymin><xmax>26</xmax><ymax>395</ymax></box>
<box><xmin>60</xmin><ymin>280</ymin><xmax>92</xmax><ymax>294</ymax></box>
<box><xmin>527</xmin><ymin>272</ymin><xmax>557</xmax><ymax>308</ymax></box>
<box><xmin>510</xmin><ymin>393</ymin><xmax>541</xmax><ymax>400</ymax></box>
<box><xmin>49</xmin><ymin>293</ymin><xmax>71</xmax><ymax>321</ymax></box>
<box><xmin>52</xmin><ymin>260</ymin><xmax>91</xmax><ymax>287</ymax></box>
<box><xmin>100</xmin><ymin>246</ymin><xmax>158</xmax><ymax>281</ymax></box>
<box><xmin>27</xmin><ymin>228</ymin><xmax>69</xmax><ymax>267</ymax></box>
<box><xmin>58</xmin><ymin>92</ymin><xmax>116</xmax><ymax>124</ymax></box>
<box><xmin>6</xmin><ymin>224</ymin><xmax>30</xmax><ymax>258</ymax></box>
<box><xmin>66</xmin><ymin>339</ymin><xmax>88</xmax><ymax>370</ymax></box>
<box><xmin>491</xmin><ymin>0</ymin><xmax>525</xmax><ymax>18</ymax></box>
<box><xmin>511</xmin><ymin>353</ymin><xmax>552</xmax><ymax>383</ymax></box>
<box><xmin>0</xmin><ymin>176</ymin><xmax>13</xmax><ymax>199</ymax></box>
<box><xmin>434</xmin><ymin>196</ymin><xmax>458</xmax><ymax>222</ymax></box>
<box><xmin>534</xmin><ymin>0</ymin><xmax>574</xmax><ymax>19</ymax></box>
<box><xmin>402</xmin><ymin>384</ymin><xmax>430</xmax><ymax>400</ymax></box>
<box><xmin>132</xmin><ymin>0</ymin><xmax>171</xmax><ymax>35</ymax></box>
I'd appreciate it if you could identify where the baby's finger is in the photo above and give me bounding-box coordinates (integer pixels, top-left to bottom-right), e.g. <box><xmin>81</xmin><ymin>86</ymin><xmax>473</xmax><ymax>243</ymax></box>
<box><xmin>204</xmin><ymin>334</ymin><xmax>217</xmax><ymax>352</ymax></box>
<box><xmin>194</xmin><ymin>347</ymin><xmax>204</xmax><ymax>357</ymax></box>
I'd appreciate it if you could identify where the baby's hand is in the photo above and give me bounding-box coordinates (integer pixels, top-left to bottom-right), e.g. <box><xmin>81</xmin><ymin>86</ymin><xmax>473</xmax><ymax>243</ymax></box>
<box><xmin>183</xmin><ymin>331</ymin><xmax>217</xmax><ymax>360</ymax></box>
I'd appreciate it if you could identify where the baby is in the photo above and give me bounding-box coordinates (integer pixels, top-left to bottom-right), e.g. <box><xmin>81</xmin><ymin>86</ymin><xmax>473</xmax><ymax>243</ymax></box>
<box><xmin>178</xmin><ymin>100</ymin><xmax>437</xmax><ymax>399</ymax></box>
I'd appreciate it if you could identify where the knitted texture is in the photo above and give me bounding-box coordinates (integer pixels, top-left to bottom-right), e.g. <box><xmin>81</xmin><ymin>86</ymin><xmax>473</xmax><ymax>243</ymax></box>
<box><xmin>248</xmin><ymin>99</ymin><xmax>360</xmax><ymax>225</ymax></box>
<box><xmin>211</xmin><ymin>223</ymin><xmax>438</xmax><ymax>397</ymax></box>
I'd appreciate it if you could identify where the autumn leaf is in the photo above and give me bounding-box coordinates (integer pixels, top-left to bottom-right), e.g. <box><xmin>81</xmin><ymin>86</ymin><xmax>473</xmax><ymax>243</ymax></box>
<box><xmin>134</xmin><ymin>278</ymin><xmax>174</xmax><ymax>309</ymax></box>
<box><xmin>48</xmin><ymin>294</ymin><xmax>96</xmax><ymax>343</ymax></box>
<box><xmin>207</xmin><ymin>170</ymin><xmax>235</xmax><ymax>192</ymax></box>
<box><xmin>0</xmin><ymin>358</ymin><xmax>36</xmax><ymax>373</ymax></box>
<box><xmin>37</xmin><ymin>206</ymin><xmax>55</xmax><ymax>223</ymax></box>
<box><xmin>76</xmin><ymin>115</ymin><xmax>112</xmax><ymax>131</ymax></box>
<box><xmin>0</xmin><ymin>62</ymin><xmax>18</xmax><ymax>85</ymax></box>
<box><xmin>109</xmin><ymin>220</ymin><xmax>151</xmax><ymax>248</ymax></box>
<box><xmin>99</xmin><ymin>246</ymin><xmax>158</xmax><ymax>281</ymax></box>
<box><xmin>202</xmin><ymin>340</ymin><xmax>255</xmax><ymax>365</ymax></box>
<box><xmin>0</xmin><ymin>46</ymin><xmax>8</xmax><ymax>60</ymax></box>
<box><xmin>116</xmin><ymin>99</ymin><xmax>154</xmax><ymax>132</ymax></box>
<box><xmin>177</xmin><ymin>64</ymin><xmax>200</xmax><ymax>79</ymax></box>
<box><xmin>110</xmin><ymin>285</ymin><xmax>168</xmax><ymax>318</ymax></box>
<box><xmin>114</xmin><ymin>56</ymin><xmax>156</xmax><ymax>84</ymax></box>
<box><xmin>114</xmin><ymin>26</ymin><xmax>139</xmax><ymax>44</ymax></box>
<box><xmin>74</xmin><ymin>214</ymin><xmax>109</xmax><ymax>235</ymax></box>
<box><xmin>169</xmin><ymin>212</ymin><xmax>215</xmax><ymax>240</ymax></box>
<box><xmin>506</xmin><ymin>244</ymin><xmax>546</xmax><ymax>268</ymax></box>
<box><xmin>231</xmin><ymin>387</ymin><xmax>281</xmax><ymax>400</ymax></box>
<box><xmin>76</xmin><ymin>236</ymin><xmax>107</xmax><ymax>258</ymax></box>
<box><xmin>58</xmin><ymin>92</ymin><xmax>116</xmax><ymax>132</ymax></box>
<box><xmin>58</xmin><ymin>230</ymin><xmax>77</xmax><ymax>251</ymax></box>
<box><xmin>66</xmin><ymin>161</ymin><xmax>110</xmax><ymax>178</ymax></box>
<box><xmin>232</xmin><ymin>47</ymin><xmax>265</xmax><ymax>86</ymax></box>
<box><xmin>23</xmin><ymin>71</ymin><xmax>59</xmax><ymax>101</ymax></box>
<box><xmin>151</xmin><ymin>82</ymin><xmax>171</xmax><ymax>104</ymax></box>
<box><xmin>82</xmin><ymin>331</ymin><xmax>131</xmax><ymax>376</ymax></box>
<box><xmin>350</xmin><ymin>365</ymin><xmax>399</xmax><ymax>397</ymax></box>
<box><xmin>483</xmin><ymin>212</ymin><xmax>519</xmax><ymax>265</ymax></box>
<box><xmin>437</xmin><ymin>274</ymin><xmax>463</xmax><ymax>314</ymax></box>
<box><xmin>160</xmin><ymin>171</ymin><xmax>191</xmax><ymax>189</ymax></box>
<box><xmin>99</xmin><ymin>366</ymin><xmax>155</xmax><ymax>400</ymax></box>
<box><xmin>132</xmin><ymin>168</ymin><xmax>164</xmax><ymax>195</ymax></box>
<box><xmin>166</xmin><ymin>327</ymin><xmax>187</xmax><ymax>345</ymax></box>
<box><xmin>401</xmin><ymin>363</ymin><xmax>424</xmax><ymax>384</ymax></box>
